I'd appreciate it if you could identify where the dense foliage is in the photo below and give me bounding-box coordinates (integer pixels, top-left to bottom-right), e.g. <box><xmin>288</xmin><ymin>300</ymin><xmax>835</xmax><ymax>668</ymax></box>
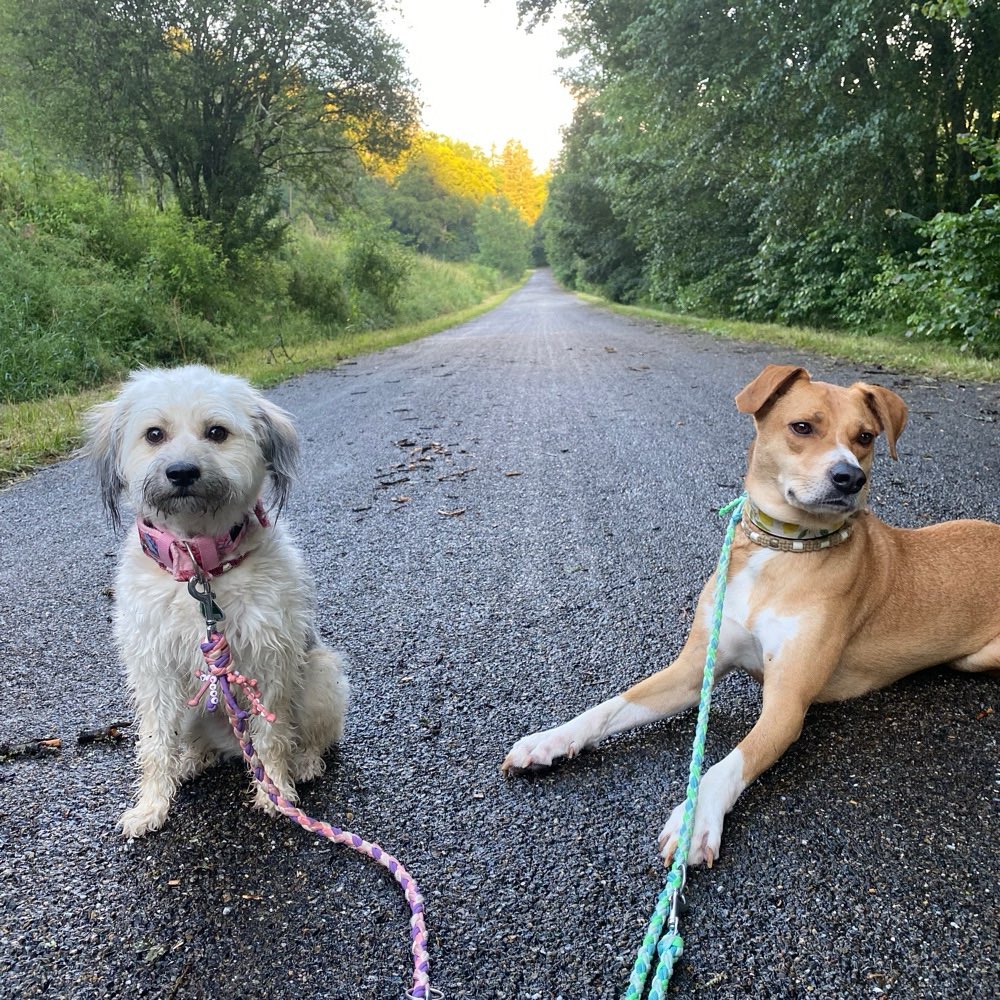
<box><xmin>0</xmin><ymin>155</ymin><xmax>506</xmax><ymax>403</ymax></box>
<box><xmin>375</xmin><ymin>135</ymin><xmax>541</xmax><ymax>273</ymax></box>
<box><xmin>523</xmin><ymin>0</ymin><xmax>1000</xmax><ymax>347</ymax></box>
<box><xmin>5</xmin><ymin>0</ymin><xmax>418</xmax><ymax>257</ymax></box>
<box><xmin>0</xmin><ymin>2</ymin><xmax>550</xmax><ymax>403</ymax></box>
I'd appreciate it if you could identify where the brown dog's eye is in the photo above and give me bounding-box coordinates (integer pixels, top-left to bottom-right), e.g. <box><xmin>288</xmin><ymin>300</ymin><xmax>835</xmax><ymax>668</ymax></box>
<box><xmin>789</xmin><ymin>421</ymin><xmax>813</xmax><ymax>436</ymax></box>
<box><xmin>205</xmin><ymin>425</ymin><xmax>229</xmax><ymax>443</ymax></box>
<box><xmin>145</xmin><ymin>427</ymin><xmax>165</xmax><ymax>445</ymax></box>
<box><xmin>857</xmin><ymin>431</ymin><xmax>875</xmax><ymax>446</ymax></box>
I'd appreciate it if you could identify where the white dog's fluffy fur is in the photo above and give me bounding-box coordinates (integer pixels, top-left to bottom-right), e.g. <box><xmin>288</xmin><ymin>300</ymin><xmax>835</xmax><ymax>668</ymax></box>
<box><xmin>85</xmin><ymin>365</ymin><xmax>348</xmax><ymax>837</ymax></box>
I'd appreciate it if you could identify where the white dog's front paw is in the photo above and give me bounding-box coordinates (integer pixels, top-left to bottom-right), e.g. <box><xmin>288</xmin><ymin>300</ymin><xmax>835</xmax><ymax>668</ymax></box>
<box><xmin>292</xmin><ymin>753</ymin><xmax>326</xmax><ymax>784</ymax></box>
<box><xmin>118</xmin><ymin>799</ymin><xmax>169</xmax><ymax>838</ymax></box>
<box><xmin>502</xmin><ymin>725</ymin><xmax>581</xmax><ymax>772</ymax></box>
<box><xmin>252</xmin><ymin>780</ymin><xmax>297</xmax><ymax>814</ymax></box>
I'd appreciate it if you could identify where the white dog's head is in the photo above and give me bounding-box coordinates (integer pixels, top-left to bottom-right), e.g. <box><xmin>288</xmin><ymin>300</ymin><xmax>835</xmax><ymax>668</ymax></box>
<box><xmin>85</xmin><ymin>365</ymin><xmax>298</xmax><ymax>535</ymax></box>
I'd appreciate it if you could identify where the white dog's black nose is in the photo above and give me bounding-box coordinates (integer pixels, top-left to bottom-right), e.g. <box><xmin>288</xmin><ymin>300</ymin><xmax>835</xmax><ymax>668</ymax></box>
<box><xmin>830</xmin><ymin>461</ymin><xmax>866</xmax><ymax>496</ymax></box>
<box><xmin>165</xmin><ymin>462</ymin><xmax>201</xmax><ymax>488</ymax></box>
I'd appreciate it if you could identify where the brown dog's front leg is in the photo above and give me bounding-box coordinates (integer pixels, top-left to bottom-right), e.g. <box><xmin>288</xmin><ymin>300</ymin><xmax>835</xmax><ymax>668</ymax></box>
<box><xmin>659</xmin><ymin>655</ymin><xmax>831</xmax><ymax>867</ymax></box>
<box><xmin>502</xmin><ymin>616</ymin><xmax>714</xmax><ymax>773</ymax></box>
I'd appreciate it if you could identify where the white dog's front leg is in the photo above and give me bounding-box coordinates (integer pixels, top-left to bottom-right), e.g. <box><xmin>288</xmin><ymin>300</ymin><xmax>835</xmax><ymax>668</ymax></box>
<box><xmin>245</xmin><ymin>715</ymin><xmax>298</xmax><ymax>813</ymax></box>
<box><xmin>119</xmin><ymin>715</ymin><xmax>189</xmax><ymax>837</ymax></box>
<box><xmin>658</xmin><ymin>749</ymin><xmax>746</xmax><ymax>867</ymax></box>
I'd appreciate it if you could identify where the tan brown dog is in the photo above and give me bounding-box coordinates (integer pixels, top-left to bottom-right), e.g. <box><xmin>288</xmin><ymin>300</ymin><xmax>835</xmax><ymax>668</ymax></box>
<box><xmin>503</xmin><ymin>364</ymin><xmax>1000</xmax><ymax>866</ymax></box>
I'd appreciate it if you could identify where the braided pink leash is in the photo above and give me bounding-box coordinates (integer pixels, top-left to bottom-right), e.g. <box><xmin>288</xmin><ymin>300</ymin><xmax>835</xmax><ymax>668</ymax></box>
<box><xmin>187</xmin><ymin>573</ymin><xmax>437</xmax><ymax>999</ymax></box>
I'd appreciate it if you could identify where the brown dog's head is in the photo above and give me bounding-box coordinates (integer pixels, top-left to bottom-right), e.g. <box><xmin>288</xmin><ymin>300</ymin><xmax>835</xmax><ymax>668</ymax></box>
<box><xmin>735</xmin><ymin>364</ymin><xmax>908</xmax><ymax>530</ymax></box>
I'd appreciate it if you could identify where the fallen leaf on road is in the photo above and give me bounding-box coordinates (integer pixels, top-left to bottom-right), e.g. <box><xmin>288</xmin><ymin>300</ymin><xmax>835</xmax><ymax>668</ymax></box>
<box><xmin>78</xmin><ymin>721</ymin><xmax>132</xmax><ymax>745</ymax></box>
<box><xmin>438</xmin><ymin>508</ymin><xmax>466</xmax><ymax>517</ymax></box>
<box><xmin>438</xmin><ymin>467</ymin><xmax>476</xmax><ymax>481</ymax></box>
<box><xmin>0</xmin><ymin>737</ymin><xmax>62</xmax><ymax>760</ymax></box>
<box><xmin>391</xmin><ymin>495</ymin><xmax>411</xmax><ymax>503</ymax></box>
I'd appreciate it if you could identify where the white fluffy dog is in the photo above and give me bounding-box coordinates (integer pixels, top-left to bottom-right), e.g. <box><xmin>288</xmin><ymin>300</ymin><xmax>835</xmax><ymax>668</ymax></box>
<box><xmin>85</xmin><ymin>365</ymin><xmax>348</xmax><ymax>838</ymax></box>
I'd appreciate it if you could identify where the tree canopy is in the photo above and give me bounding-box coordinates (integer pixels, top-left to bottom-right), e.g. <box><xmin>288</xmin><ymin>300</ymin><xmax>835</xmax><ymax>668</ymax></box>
<box><xmin>530</xmin><ymin>0</ymin><xmax>1000</xmax><ymax>343</ymax></box>
<box><xmin>376</xmin><ymin>132</ymin><xmax>545</xmax><ymax>263</ymax></box>
<box><xmin>6</xmin><ymin>0</ymin><xmax>419</xmax><ymax>253</ymax></box>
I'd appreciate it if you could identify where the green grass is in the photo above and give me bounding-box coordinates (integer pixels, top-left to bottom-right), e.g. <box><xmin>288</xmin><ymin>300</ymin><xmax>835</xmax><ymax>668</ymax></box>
<box><xmin>587</xmin><ymin>295</ymin><xmax>1000</xmax><ymax>382</ymax></box>
<box><xmin>236</xmin><ymin>280</ymin><xmax>519</xmax><ymax>389</ymax></box>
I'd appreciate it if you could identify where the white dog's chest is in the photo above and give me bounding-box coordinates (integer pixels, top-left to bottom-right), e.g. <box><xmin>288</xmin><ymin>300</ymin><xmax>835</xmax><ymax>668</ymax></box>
<box><xmin>715</xmin><ymin>549</ymin><xmax>803</xmax><ymax>676</ymax></box>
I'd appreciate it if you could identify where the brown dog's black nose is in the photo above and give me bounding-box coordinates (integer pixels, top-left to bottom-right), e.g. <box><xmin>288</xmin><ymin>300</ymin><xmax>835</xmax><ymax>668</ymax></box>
<box><xmin>829</xmin><ymin>461</ymin><xmax>866</xmax><ymax>495</ymax></box>
<box><xmin>165</xmin><ymin>462</ymin><xmax>201</xmax><ymax>488</ymax></box>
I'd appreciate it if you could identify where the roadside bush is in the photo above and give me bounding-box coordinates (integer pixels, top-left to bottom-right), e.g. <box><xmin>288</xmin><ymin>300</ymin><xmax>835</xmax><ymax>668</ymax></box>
<box><xmin>0</xmin><ymin>152</ymin><xmax>515</xmax><ymax>404</ymax></box>
<box><xmin>345</xmin><ymin>230</ymin><xmax>411</xmax><ymax>326</ymax></box>
<box><xmin>891</xmin><ymin>200</ymin><xmax>1000</xmax><ymax>349</ymax></box>
<box><xmin>284</xmin><ymin>232</ymin><xmax>352</xmax><ymax>326</ymax></box>
<box><xmin>475</xmin><ymin>196</ymin><xmax>531</xmax><ymax>279</ymax></box>
<box><xmin>132</xmin><ymin>211</ymin><xmax>233</xmax><ymax>318</ymax></box>
<box><xmin>740</xmin><ymin>228</ymin><xmax>884</xmax><ymax>328</ymax></box>
<box><xmin>3</xmin><ymin>234</ymin><xmax>242</xmax><ymax>399</ymax></box>
<box><xmin>394</xmin><ymin>258</ymin><xmax>505</xmax><ymax>325</ymax></box>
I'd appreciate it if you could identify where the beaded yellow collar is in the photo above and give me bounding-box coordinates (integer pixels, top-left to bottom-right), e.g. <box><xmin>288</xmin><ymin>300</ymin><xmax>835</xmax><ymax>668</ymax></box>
<box><xmin>741</xmin><ymin>498</ymin><xmax>853</xmax><ymax>552</ymax></box>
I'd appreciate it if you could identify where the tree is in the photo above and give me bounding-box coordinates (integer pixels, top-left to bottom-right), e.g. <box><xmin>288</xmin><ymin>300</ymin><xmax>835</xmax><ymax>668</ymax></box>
<box><xmin>475</xmin><ymin>196</ymin><xmax>532</xmax><ymax>278</ymax></box>
<box><xmin>495</xmin><ymin>139</ymin><xmax>546</xmax><ymax>224</ymax></box>
<box><xmin>526</xmin><ymin>0</ymin><xmax>1000</xmax><ymax>328</ymax></box>
<box><xmin>405</xmin><ymin>135</ymin><xmax>499</xmax><ymax>204</ymax></box>
<box><xmin>542</xmin><ymin>103</ymin><xmax>644</xmax><ymax>302</ymax></box>
<box><xmin>377</xmin><ymin>132</ymin><xmax>551</xmax><ymax>263</ymax></box>
<box><xmin>7</xmin><ymin>0</ymin><xmax>418</xmax><ymax>256</ymax></box>
<box><xmin>381</xmin><ymin>157</ymin><xmax>479</xmax><ymax>260</ymax></box>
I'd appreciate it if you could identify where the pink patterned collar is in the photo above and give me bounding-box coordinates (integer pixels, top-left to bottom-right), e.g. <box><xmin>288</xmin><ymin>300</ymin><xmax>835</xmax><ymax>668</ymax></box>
<box><xmin>137</xmin><ymin>502</ymin><xmax>270</xmax><ymax>580</ymax></box>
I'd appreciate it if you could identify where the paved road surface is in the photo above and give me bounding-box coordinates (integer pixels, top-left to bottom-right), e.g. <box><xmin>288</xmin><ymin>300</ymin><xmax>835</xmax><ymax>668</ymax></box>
<box><xmin>2</xmin><ymin>270</ymin><xmax>997</xmax><ymax>998</ymax></box>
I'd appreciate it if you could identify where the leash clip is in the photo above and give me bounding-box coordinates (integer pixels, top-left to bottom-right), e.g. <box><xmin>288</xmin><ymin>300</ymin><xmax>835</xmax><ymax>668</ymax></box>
<box><xmin>186</xmin><ymin>565</ymin><xmax>224</xmax><ymax>640</ymax></box>
<box><xmin>667</xmin><ymin>869</ymin><xmax>689</xmax><ymax>935</ymax></box>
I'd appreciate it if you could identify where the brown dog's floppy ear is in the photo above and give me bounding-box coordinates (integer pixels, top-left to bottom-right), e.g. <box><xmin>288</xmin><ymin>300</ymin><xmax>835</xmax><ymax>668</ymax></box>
<box><xmin>858</xmin><ymin>383</ymin><xmax>908</xmax><ymax>460</ymax></box>
<box><xmin>735</xmin><ymin>365</ymin><xmax>810</xmax><ymax>416</ymax></box>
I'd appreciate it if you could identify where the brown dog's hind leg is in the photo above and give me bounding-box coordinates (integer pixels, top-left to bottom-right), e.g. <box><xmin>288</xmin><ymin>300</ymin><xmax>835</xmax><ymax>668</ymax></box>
<box><xmin>950</xmin><ymin>634</ymin><xmax>1000</xmax><ymax>674</ymax></box>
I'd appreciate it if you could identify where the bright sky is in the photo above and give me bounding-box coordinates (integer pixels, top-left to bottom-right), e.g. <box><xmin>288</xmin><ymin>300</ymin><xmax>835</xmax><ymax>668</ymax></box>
<box><xmin>389</xmin><ymin>0</ymin><xmax>575</xmax><ymax>171</ymax></box>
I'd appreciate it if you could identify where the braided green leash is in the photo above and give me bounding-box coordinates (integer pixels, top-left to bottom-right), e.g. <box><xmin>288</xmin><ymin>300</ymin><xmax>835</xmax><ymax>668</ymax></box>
<box><xmin>622</xmin><ymin>495</ymin><xmax>746</xmax><ymax>1000</ymax></box>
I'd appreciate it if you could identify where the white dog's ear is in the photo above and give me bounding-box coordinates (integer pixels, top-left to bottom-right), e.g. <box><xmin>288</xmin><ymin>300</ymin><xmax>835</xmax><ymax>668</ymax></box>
<box><xmin>253</xmin><ymin>398</ymin><xmax>299</xmax><ymax>517</ymax></box>
<box><xmin>84</xmin><ymin>399</ymin><xmax>127</xmax><ymax>529</ymax></box>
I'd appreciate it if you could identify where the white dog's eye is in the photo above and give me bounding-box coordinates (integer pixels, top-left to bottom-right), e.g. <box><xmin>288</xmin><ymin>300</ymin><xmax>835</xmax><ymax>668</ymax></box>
<box><xmin>145</xmin><ymin>427</ymin><xmax>165</xmax><ymax>445</ymax></box>
<box><xmin>789</xmin><ymin>421</ymin><xmax>813</xmax><ymax>436</ymax></box>
<box><xmin>857</xmin><ymin>431</ymin><xmax>875</xmax><ymax>446</ymax></box>
<box><xmin>205</xmin><ymin>425</ymin><xmax>230</xmax><ymax>443</ymax></box>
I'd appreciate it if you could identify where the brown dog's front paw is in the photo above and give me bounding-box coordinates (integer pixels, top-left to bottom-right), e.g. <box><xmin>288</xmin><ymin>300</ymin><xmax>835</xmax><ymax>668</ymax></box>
<box><xmin>501</xmin><ymin>727</ymin><xmax>579</xmax><ymax>773</ymax></box>
<box><xmin>657</xmin><ymin>753</ymin><xmax>747</xmax><ymax>867</ymax></box>
<box><xmin>657</xmin><ymin>801</ymin><xmax>723</xmax><ymax>869</ymax></box>
<box><xmin>657</xmin><ymin>804</ymin><xmax>722</xmax><ymax>868</ymax></box>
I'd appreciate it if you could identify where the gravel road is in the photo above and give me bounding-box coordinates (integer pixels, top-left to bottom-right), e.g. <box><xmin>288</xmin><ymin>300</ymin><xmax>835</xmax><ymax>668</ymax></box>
<box><xmin>2</xmin><ymin>269</ymin><xmax>997</xmax><ymax>999</ymax></box>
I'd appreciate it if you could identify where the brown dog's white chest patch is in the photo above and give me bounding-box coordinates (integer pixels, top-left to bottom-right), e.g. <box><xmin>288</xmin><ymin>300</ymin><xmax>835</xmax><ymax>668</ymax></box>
<box><xmin>717</xmin><ymin>548</ymin><xmax>803</xmax><ymax>678</ymax></box>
